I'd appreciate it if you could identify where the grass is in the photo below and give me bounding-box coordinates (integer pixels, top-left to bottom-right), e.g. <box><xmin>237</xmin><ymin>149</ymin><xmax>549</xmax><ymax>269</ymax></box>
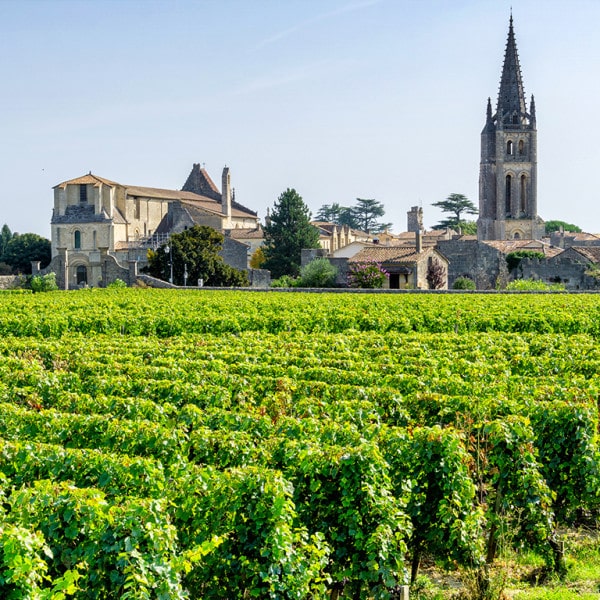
<box><xmin>409</xmin><ymin>527</ymin><xmax>600</xmax><ymax>600</ymax></box>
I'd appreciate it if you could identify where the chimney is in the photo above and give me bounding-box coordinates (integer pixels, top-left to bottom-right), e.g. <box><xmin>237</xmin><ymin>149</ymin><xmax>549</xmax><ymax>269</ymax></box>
<box><xmin>415</xmin><ymin>230</ymin><xmax>422</xmax><ymax>253</ymax></box>
<box><xmin>221</xmin><ymin>166</ymin><xmax>231</xmax><ymax>225</ymax></box>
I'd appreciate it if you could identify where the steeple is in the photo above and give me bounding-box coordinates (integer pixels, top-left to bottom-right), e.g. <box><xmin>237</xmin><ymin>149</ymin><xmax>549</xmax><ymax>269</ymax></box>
<box><xmin>496</xmin><ymin>14</ymin><xmax>527</xmax><ymax>126</ymax></box>
<box><xmin>478</xmin><ymin>13</ymin><xmax>542</xmax><ymax>242</ymax></box>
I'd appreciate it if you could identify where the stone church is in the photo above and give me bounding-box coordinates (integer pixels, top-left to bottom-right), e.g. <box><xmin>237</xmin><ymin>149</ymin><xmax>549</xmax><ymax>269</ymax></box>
<box><xmin>477</xmin><ymin>14</ymin><xmax>545</xmax><ymax>241</ymax></box>
<box><xmin>47</xmin><ymin>164</ymin><xmax>260</xmax><ymax>288</ymax></box>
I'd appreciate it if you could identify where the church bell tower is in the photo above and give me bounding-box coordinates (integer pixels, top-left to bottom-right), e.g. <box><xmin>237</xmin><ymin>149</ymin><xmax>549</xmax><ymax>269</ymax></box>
<box><xmin>478</xmin><ymin>15</ymin><xmax>544</xmax><ymax>240</ymax></box>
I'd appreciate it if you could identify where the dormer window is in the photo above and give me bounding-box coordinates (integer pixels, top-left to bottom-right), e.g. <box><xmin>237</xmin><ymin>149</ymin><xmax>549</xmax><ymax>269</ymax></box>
<box><xmin>79</xmin><ymin>184</ymin><xmax>88</xmax><ymax>204</ymax></box>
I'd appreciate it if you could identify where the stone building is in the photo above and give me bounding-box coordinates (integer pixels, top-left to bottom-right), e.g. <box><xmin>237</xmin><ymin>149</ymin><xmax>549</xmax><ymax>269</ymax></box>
<box><xmin>478</xmin><ymin>15</ymin><xmax>544</xmax><ymax>241</ymax></box>
<box><xmin>348</xmin><ymin>239</ymin><xmax>449</xmax><ymax>290</ymax></box>
<box><xmin>48</xmin><ymin>164</ymin><xmax>259</xmax><ymax>288</ymax></box>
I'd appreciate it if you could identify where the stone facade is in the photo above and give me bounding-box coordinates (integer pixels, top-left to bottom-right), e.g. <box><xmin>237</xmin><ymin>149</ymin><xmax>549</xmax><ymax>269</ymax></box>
<box><xmin>436</xmin><ymin>238</ymin><xmax>509</xmax><ymax>290</ymax></box>
<box><xmin>519</xmin><ymin>247</ymin><xmax>600</xmax><ymax>290</ymax></box>
<box><xmin>49</xmin><ymin>165</ymin><xmax>260</xmax><ymax>287</ymax></box>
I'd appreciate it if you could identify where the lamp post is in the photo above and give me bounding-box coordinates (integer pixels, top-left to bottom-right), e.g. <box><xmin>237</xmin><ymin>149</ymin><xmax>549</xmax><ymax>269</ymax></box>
<box><xmin>164</xmin><ymin>244</ymin><xmax>173</xmax><ymax>284</ymax></box>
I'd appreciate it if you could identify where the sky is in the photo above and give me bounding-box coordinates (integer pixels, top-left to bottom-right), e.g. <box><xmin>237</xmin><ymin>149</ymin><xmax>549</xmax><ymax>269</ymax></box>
<box><xmin>2</xmin><ymin>0</ymin><xmax>600</xmax><ymax>237</ymax></box>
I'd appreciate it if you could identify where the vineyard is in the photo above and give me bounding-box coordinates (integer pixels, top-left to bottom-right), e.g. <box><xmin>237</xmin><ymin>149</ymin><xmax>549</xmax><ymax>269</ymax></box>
<box><xmin>0</xmin><ymin>289</ymin><xmax>598</xmax><ymax>599</ymax></box>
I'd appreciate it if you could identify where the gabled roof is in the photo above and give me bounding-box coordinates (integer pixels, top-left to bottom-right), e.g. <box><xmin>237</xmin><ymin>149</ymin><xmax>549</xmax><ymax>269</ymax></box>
<box><xmin>181</xmin><ymin>163</ymin><xmax>222</xmax><ymax>201</ymax></box>
<box><xmin>349</xmin><ymin>245</ymin><xmax>439</xmax><ymax>264</ymax></box>
<box><xmin>571</xmin><ymin>247</ymin><xmax>600</xmax><ymax>264</ymax></box>
<box><xmin>227</xmin><ymin>226</ymin><xmax>264</xmax><ymax>239</ymax></box>
<box><xmin>54</xmin><ymin>173</ymin><xmax>119</xmax><ymax>189</ymax></box>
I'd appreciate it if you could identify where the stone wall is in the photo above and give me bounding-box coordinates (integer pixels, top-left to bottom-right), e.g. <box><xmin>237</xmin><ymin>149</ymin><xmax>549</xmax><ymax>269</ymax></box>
<box><xmin>0</xmin><ymin>275</ymin><xmax>24</xmax><ymax>290</ymax></box>
<box><xmin>436</xmin><ymin>239</ymin><xmax>508</xmax><ymax>289</ymax></box>
<box><xmin>221</xmin><ymin>237</ymin><xmax>249</xmax><ymax>270</ymax></box>
<box><xmin>520</xmin><ymin>253</ymin><xmax>600</xmax><ymax>290</ymax></box>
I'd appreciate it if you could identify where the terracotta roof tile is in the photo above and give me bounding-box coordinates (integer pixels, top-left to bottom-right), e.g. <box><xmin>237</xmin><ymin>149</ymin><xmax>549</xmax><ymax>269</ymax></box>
<box><xmin>54</xmin><ymin>173</ymin><xmax>119</xmax><ymax>188</ymax></box>
<box><xmin>349</xmin><ymin>246</ymin><xmax>435</xmax><ymax>264</ymax></box>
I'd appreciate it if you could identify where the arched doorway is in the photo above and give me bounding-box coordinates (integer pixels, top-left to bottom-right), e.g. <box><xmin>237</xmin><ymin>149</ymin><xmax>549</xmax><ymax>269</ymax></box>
<box><xmin>76</xmin><ymin>265</ymin><xmax>88</xmax><ymax>286</ymax></box>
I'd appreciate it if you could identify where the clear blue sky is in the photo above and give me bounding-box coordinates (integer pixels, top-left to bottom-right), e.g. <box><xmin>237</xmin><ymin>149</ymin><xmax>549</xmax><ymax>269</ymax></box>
<box><xmin>2</xmin><ymin>0</ymin><xmax>600</xmax><ymax>237</ymax></box>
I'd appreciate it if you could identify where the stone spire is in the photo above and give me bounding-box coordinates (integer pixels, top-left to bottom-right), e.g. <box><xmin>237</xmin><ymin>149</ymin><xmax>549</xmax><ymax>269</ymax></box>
<box><xmin>496</xmin><ymin>14</ymin><xmax>527</xmax><ymax>126</ymax></box>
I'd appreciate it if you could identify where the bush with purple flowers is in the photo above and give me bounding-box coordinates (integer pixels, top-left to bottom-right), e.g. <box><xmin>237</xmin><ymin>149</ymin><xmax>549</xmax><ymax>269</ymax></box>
<box><xmin>347</xmin><ymin>261</ymin><xmax>389</xmax><ymax>288</ymax></box>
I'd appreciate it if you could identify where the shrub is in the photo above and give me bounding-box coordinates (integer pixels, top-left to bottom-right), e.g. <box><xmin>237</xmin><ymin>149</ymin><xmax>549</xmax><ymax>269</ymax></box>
<box><xmin>30</xmin><ymin>272</ymin><xmax>58</xmax><ymax>293</ymax></box>
<box><xmin>107</xmin><ymin>279</ymin><xmax>127</xmax><ymax>289</ymax></box>
<box><xmin>347</xmin><ymin>261</ymin><xmax>389</xmax><ymax>289</ymax></box>
<box><xmin>297</xmin><ymin>258</ymin><xmax>337</xmax><ymax>288</ymax></box>
<box><xmin>270</xmin><ymin>275</ymin><xmax>297</xmax><ymax>288</ymax></box>
<box><xmin>506</xmin><ymin>250</ymin><xmax>545</xmax><ymax>272</ymax></box>
<box><xmin>453</xmin><ymin>277</ymin><xmax>476</xmax><ymax>290</ymax></box>
<box><xmin>506</xmin><ymin>279</ymin><xmax>565</xmax><ymax>291</ymax></box>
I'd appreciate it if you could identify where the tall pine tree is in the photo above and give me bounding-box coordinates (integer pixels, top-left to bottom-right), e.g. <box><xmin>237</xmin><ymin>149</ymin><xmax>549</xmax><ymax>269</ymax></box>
<box><xmin>263</xmin><ymin>189</ymin><xmax>320</xmax><ymax>278</ymax></box>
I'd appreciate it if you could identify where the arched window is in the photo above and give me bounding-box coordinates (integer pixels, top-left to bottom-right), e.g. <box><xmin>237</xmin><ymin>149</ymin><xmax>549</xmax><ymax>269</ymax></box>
<box><xmin>505</xmin><ymin>175</ymin><xmax>512</xmax><ymax>215</ymax></box>
<box><xmin>507</xmin><ymin>140</ymin><xmax>514</xmax><ymax>155</ymax></box>
<box><xmin>520</xmin><ymin>175</ymin><xmax>527</xmax><ymax>213</ymax></box>
<box><xmin>518</xmin><ymin>140</ymin><xmax>525</xmax><ymax>155</ymax></box>
<box><xmin>74</xmin><ymin>230</ymin><xmax>81</xmax><ymax>250</ymax></box>
<box><xmin>514</xmin><ymin>232</ymin><xmax>521</xmax><ymax>239</ymax></box>
<box><xmin>76</xmin><ymin>265</ymin><xmax>87</xmax><ymax>285</ymax></box>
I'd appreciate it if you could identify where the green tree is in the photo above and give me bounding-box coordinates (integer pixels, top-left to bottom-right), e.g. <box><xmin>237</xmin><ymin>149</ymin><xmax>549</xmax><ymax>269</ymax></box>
<box><xmin>432</xmin><ymin>193</ymin><xmax>478</xmax><ymax>231</ymax></box>
<box><xmin>545</xmin><ymin>220</ymin><xmax>582</xmax><ymax>234</ymax></box>
<box><xmin>0</xmin><ymin>224</ymin><xmax>14</xmax><ymax>258</ymax></box>
<box><xmin>2</xmin><ymin>233</ymin><xmax>51</xmax><ymax>274</ymax></box>
<box><xmin>314</xmin><ymin>203</ymin><xmax>345</xmax><ymax>223</ymax></box>
<box><xmin>263</xmin><ymin>189</ymin><xmax>320</xmax><ymax>278</ymax></box>
<box><xmin>351</xmin><ymin>198</ymin><xmax>391</xmax><ymax>233</ymax></box>
<box><xmin>297</xmin><ymin>258</ymin><xmax>338</xmax><ymax>288</ymax></box>
<box><xmin>315</xmin><ymin>199</ymin><xmax>391</xmax><ymax>233</ymax></box>
<box><xmin>146</xmin><ymin>225</ymin><xmax>248</xmax><ymax>287</ymax></box>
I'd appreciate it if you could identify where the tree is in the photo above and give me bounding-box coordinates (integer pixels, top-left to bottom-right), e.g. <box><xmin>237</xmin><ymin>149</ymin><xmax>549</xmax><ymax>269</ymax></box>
<box><xmin>297</xmin><ymin>258</ymin><xmax>338</xmax><ymax>288</ymax></box>
<box><xmin>263</xmin><ymin>189</ymin><xmax>320</xmax><ymax>278</ymax></box>
<box><xmin>315</xmin><ymin>199</ymin><xmax>391</xmax><ymax>233</ymax></box>
<box><xmin>426</xmin><ymin>258</ymin><xmax>446</xmax><ymax>290</ymax></box>
<box><xmin>545</xmin><ymin>220</ymin><xmax>582</xmax><ymax>234</ymax></box>
<box><xmin>432</xmin><ymin>193</ymin><xmax>478</xmax><ymax>231</ymax></box>
<box><xmin>351</xmin><ymin>198</ymin><xmax>391</xmax><ymax>233</ymax></box>
<box><xmin>145</xmin><ymin>225</ymin><xmax>248</xmax><ymax>287</ymax></box>
<box><xmin>315</xmin><ymin>203</ymin><xmax>345</xmax><ymax>223</ymax></box>
<box><xmin>0</xmin><ymin>224</ymin><xmax>14</xmax><ymax>258</ymax></box>
<box><xmin>2</xmin><ymin>233</ymin><xmax>51</xmax><ymax>274</ymax></box>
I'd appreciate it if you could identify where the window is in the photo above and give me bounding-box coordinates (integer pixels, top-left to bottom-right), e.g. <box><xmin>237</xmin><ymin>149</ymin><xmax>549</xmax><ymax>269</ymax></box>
<box><xmin>520</xmin><ymin>175</ymin><xmax>527</xmax><ymax>213</ymax></box>
<box><xmin>518</xmin><ymin>140</ymin><xmax>525</xmax><ymax>155</ymax></box>
<box><xmin>507</xmin><ymin>140</ymin><xmax>514</xmax><ymax>155</ymax></box>
<box><xmin>134</xmin><ymin>198</ymin><xmax>141</xmax><ymax>220</ymax></box>
<box><xmin>93</xmin><ymin>230</ymin><xmax>97</xmax><ymax>250</ymax></box>
<box><xmin>505</xmin><ymin>175</ymin><xmax>512</xmax><ymax>215</ymax></box>
<box><xmin>74</xmin><ymin>230</ymin><xmax>81</xmax><ymax>250</ymax></box>
<box><xmin>79</xmin><ymin>185</ymin><xmax>88</xmax><ymax>204</ymax></box>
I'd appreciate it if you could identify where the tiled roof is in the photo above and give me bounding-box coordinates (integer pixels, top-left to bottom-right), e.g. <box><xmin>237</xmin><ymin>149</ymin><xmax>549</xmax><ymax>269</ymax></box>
<box><xmin>349</xmin><ymin>245</ymin><xmax>434</xmax><ymax>264</ymax></box>
<box><xmin>54</xmin><ymin>173</ymin><xmax>119</xmax><ymax>188</ymax></box>
<box><xmin>572</xmin><ymin>247</ymin><xmax>600</xmax><ymax>263</ymax></box>
<box><xmin>227</xmin><ymin>227</ymin><xmax>264</xmax><ymax>239</ymax></box>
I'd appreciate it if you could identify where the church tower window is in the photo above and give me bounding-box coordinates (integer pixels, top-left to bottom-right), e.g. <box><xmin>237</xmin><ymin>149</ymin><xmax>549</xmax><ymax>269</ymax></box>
<box><xmin>507</xmin><ymin>140</ymin><xmax>514</xmax><ymax>155</ymax></box>
<box><xmin>79</xmin><ymin>185</ymin><xmax>88</xmax><ymax>204</ymax></box>
<box><xmin>74</xmin><ymin>230</ymin><xmax>81</xmax><ymax>250</ymax></box>
<box><xmin>505</xmin><ymin>175</ymin><xmax>512</xmax><ymax>215</ymax></box>
<box><xmin>520</xmin><ymin>175</ymin><xmax>527</xmax><ymax>213</ymax></box>
<box><xmin>518</xmin><ymin>140</ymin><xmax>525</xmax><ymax>155</ymax></box>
